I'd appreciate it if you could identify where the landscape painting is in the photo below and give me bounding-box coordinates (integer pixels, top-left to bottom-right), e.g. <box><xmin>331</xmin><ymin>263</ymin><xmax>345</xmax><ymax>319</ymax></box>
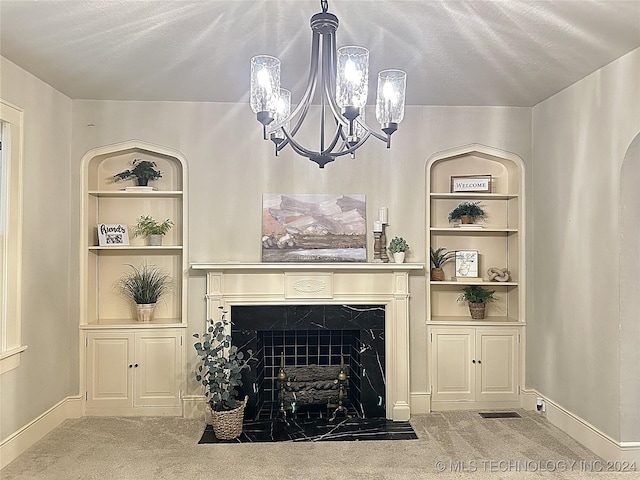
<box><xmin>262</xmin><ymin>194</ymin><xmax>367</xmax><ymax>262</ymax></box>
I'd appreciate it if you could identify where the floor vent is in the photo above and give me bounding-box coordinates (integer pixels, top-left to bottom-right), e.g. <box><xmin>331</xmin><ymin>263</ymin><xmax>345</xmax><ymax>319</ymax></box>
<box><xmin>479</xmin><ymin>412</ymin><xmax>522</xmax><ymax>419</ymax></box>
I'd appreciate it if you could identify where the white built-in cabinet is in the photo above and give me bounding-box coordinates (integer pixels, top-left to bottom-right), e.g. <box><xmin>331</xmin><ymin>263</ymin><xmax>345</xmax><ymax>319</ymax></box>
<box><xmin>429</xmin><ymin>327</ymin><xmax>521</xmax><ymax>409</ymax></box>
<box><xmin>80</xmin><ymin>140</ymin><xmax>188</xmax><ymax>416</ymax></box>
<box><xmin>426</xmin><ymin>145</ymin><xmax>525</xmax><ymax>410</ymax></box>
<box><xmin>85</xmin><ymin>330</ymin><xmax>184</xmax><ymax>415</ymax></box>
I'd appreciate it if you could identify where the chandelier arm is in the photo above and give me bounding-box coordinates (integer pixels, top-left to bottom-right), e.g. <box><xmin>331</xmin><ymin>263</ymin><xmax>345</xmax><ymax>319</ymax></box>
<box><xmin>278</xmin><ymin>122</ymin><xmax>343</xmax><ymax>160</ymax></box>
<box><xmin>331</xmin><ymin>131</ymin><xmax>375</xmax><ymax>157</ymax></box>
<box><xmin>268</xmin><ymin>31</ymin><xmax>322</xmax><ymax>135</ymax></box>
<box><xmin>322</xmin><ymin>33</ymin><xmax>349</xmax><ymax>128</ymax></box>
<box><xmin>353</xmin><ymin>116</ymin><xmax>388</xmax><ymax>143</ymax></box>
<box><xmin>321</xmin><ymin>123</ymin><xmax>344</xmax><ymax>155</ymax></box>
<box><xmin>279</xmin><ymin>126</ymin><xmax>322</xmax><ymax>158</ymax></box>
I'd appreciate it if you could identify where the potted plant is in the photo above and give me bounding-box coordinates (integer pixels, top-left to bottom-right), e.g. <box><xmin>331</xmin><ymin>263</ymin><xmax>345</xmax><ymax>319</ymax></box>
<box><xmin>388</xmin><ymin>237</ymin><xmax>409</xmax><ymax>263</ymax></box>
<box><xmin>116</xmin><ymin>263</ymin><xmax>171</xmax><ymax>322</ymax></box>
<box><xmin>133</xmin><ymin>215</ymin><xmax>174</xmax><ymax>246</ymax></box>
<box><xmin>112</xmin><ymin>158</ymin><xmax>162</xmax><ymax>187</ymax></box>
<box><xmin>448</xmin><ymin>201</ymin><xmax>487</xmax><ymax>224</ymax></box>
<box><xmin>430</xmin><ymin>246</ymin><xmax>455</xmax><ymax>281</ymax></box>
<box><xmin>194</xmin><ymin>306</ymin><xmax>254</xmax><ymax>439</ymax></box>
<box><xmin>457</xmin><ymin>285</ymin><xmax>496</xmax><ymax>319</ymax></box>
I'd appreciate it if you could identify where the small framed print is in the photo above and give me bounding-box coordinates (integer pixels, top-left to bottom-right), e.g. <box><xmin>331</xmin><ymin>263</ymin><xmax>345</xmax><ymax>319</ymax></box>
<box><xmin>451</xmin><ymin>175</ymin><xmax>492</xmax><ymax>193</ymax></box>
<box><xmin>455</xmin><ymin>250</ymin><xmax>479</xmax><ymax>278</ymax></box>
<box><xmin>98</xmin><ymin>224</ymin><xmax>130</xmax><ymax>246</ymax></box>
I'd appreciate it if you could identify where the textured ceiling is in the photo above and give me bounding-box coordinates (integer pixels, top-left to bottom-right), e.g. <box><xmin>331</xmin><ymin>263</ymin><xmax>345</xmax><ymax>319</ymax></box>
<box><xmin>1</xmin><ymin>0</ymin><xmax>639</xmax><ymax>106</ymax></box>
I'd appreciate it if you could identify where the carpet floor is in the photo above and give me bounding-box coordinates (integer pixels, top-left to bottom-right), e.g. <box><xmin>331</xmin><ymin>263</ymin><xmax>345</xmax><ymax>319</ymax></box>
<box><xmin>2</xmin><ymin>410</ymin><xmax>635</xmax><ymax>479</ymax></box>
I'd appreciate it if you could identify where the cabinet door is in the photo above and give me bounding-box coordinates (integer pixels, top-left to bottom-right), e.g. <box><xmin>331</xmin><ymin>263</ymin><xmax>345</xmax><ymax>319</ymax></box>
<box><xmin>134</xmin><ymin>331</ymin><xmax>182</xmax><ymax>407</ymax></box>
<box><xmin>86</xmin><ymin>333</ymin><xmax>134</xmax><ymax>408</ymax></box>
<box><xmin>431</xmin><ymin>328</ymin><xmax>475</xmax><ymax>402</ymax></box>
<box><xmin>476</xmin><ymin>329</ymin><xmax>519</xmax><ymax>402</ymax></box>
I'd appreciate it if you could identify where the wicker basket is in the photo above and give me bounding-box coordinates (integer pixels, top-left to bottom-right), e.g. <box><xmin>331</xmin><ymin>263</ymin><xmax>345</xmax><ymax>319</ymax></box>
<box><xmin>469</xmin><ymin>302</ymin><xmax>486</xmax><ymax>320</ymax></box>
<box><xmin>210</xmin><ymin>396</ymin><xmax>248</xmax><ymax>440</ymax></box>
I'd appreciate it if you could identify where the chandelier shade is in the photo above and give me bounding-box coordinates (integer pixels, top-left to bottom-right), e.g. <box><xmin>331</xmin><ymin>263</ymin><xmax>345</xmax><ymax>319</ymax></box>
<box><xmin>250</xmin><ymin>0</ymin><xmax>406</xmax><ymax>168</ymax></box>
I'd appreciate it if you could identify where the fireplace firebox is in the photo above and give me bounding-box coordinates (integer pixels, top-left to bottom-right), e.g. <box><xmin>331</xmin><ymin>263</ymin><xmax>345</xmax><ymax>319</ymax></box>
<box><xmin>231</xmin><ymin>305</ymin><xmax>385</xmax><ymax>420</ymax></box>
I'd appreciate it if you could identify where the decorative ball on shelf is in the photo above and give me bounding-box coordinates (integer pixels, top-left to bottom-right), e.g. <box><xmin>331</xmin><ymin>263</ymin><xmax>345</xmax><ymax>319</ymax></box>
<box><xmin>487</xmin><ymin>267</ymin><xmax>510</xmax><ymax>282</ymax></box>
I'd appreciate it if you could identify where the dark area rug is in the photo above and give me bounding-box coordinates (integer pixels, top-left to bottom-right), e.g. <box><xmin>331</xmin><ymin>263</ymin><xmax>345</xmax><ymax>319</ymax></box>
<box><xmin>199</xmin><ymin>417</ymin><xmax>418</xmax><ymax>443</ymax></box>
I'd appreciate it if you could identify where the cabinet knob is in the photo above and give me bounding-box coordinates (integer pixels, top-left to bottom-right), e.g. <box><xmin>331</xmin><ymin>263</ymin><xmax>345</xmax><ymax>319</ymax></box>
<box><xmin>128</xmin><ymin>364</ymin><xmax>133</xmax><ymax>368</ymax></box>
<box><xmin>134</xmin><ymin>363</ymin><xmax>139</xmax><ymax>368</ymax></box>
<box><xmin>477</xmin><ymin>360</ymin><xmax>482</xmax><ymax>364</ymax></box>
<box><xmin>472</xmin><ymin>360</ymin><xmax>476</xmax><ymax>364</ymax></box>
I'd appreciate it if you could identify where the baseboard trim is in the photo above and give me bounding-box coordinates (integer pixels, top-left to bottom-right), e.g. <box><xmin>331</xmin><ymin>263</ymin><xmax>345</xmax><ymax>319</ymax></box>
<box><xmin>0</xmin><ymin>395</ymin><xmax>83</xmax><ymax>470</ymax></box>
<box><xmin>522</xmin><ymin>389</ymin><xmax>640</xmax><ymax>462</ymax></box>
<box><xmin>410</xmin><ymin>391</ymin><xmax>431</xmax><ymax>414</ymax></box>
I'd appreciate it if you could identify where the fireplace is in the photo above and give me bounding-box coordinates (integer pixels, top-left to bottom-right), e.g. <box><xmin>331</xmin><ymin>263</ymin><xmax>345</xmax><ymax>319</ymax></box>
<box><xmin>190</xmin><ymin>263</ymin><xmax>422</xmax><ymax>421</ymax></box>
<box><xmin>231</xmin><ymin>304</ymin><xmax>385</xmax><ymax>419</ymax></box>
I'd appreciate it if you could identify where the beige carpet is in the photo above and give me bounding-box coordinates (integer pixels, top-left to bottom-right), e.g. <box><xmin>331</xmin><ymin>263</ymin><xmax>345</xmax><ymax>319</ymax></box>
<box><xmin>2</xmin><ymin>410</ymin><xmax>635</xmax><ymax>479</ymax></box>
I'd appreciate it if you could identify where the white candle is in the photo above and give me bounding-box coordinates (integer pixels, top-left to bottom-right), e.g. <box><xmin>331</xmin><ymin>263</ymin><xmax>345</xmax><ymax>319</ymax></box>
<box><xmin>379</xmin><ymin>207</ymin><xmax>388</xmax><ymax>224</ymax></box>
<box><xmin>373</xmin><ymin>221</ymin><xmax>382</xmax><ymax>232</ymax></box>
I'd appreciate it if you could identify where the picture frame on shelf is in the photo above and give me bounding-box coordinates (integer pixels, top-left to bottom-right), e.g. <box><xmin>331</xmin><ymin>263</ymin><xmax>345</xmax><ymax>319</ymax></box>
<box><xmin>98</xmin><ymin>223</ymin><xmax>130</xmax><ymax>246</ymax></box>
<box><xmin>455</xmin><ymin>250</ymin><xmax>479</xmax><ymax>278</ymax></box>
<box><xmin>450</xmin><ymin>175</ymin><xmax>492</xmax><ymax>193</ymax></box>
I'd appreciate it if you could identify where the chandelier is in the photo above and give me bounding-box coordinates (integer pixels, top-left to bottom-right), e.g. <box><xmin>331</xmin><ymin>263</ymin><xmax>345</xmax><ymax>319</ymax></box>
<box><xmin>250</xmin><ymin>0</ymin><xmax>407</xmax><ymax>168</ymax></box>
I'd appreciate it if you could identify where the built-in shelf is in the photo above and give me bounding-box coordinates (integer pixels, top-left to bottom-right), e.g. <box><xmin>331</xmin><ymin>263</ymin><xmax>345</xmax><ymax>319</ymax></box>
<box><xmin>425</xmin><ymin>145</ymin><xmax>526</xmax><ymax>411</ymax></box>
<box><xmin>88</xmin><ymin>190</ymin><xmax>183</xmax><ymax>198</ymax></box>
<box><xmin>81</xmin><ymin>318</ymin><xmax>186</xmax><ymax>329</ymax></box>
<box><xmin>88</xmin><ymin>246</ymin><xmax>183</xmax><ymax>252</ymax></box>
<box><xmin>430</xmin><ymin>193</ymin><xmax>518</xmax><ymax>200</ymax></box>
<box><xmin>428</xmin><ymin>315</ymin><xmax>523</xmax><ymax>325</ymax></box>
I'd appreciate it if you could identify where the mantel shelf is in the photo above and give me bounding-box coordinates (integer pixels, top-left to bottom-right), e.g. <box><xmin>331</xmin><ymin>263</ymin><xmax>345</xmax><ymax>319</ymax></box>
<box><xmin>190</xmin><ymin>262</ymin><xmax>425</xmax><ymax>272</ymax></box>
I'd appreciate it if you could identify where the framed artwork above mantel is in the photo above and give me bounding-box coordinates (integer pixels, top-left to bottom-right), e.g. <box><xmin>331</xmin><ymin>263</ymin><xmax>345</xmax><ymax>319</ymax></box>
<box><xmin>261</xmin><ymin>194</ymin><xmax>367</xmax><ymax>263</ymax></box>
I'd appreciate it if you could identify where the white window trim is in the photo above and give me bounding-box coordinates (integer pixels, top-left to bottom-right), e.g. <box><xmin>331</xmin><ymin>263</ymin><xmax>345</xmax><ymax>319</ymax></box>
<box><xmin>1</xmin><ymin>99</ymin><xmax>25</xmax><ymax>374</ymax></box>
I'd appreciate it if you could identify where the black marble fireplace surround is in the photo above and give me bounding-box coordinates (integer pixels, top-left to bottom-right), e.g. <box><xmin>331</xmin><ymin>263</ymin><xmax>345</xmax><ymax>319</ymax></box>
<box><xmin>231</xmin><ymin>304</ymin><xmax>386</xmax><ymax>420</ymax></box>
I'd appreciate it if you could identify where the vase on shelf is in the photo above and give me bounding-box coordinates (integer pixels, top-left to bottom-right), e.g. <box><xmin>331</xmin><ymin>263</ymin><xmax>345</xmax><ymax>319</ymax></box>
<box><xmin>431</xmin><ymin>267</ymin><xmax>445</xmax><ymax>281</ymax></box>
<box><xmin>393</xmin><ymin>252</ymin><xmax>406</xmax><ymax>264</ymax></box>
<box><xmin>136</xmin><ymin>303</ymin><xmax>156</xmax><ymax>322</ymax></box>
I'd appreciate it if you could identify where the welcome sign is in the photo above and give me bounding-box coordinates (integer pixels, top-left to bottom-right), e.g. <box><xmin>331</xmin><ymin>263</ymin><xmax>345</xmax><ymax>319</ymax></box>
<box><xmin>450</xmin><ymin>175</ymin><xmax>492</xmax><ymax>193</ymax></box>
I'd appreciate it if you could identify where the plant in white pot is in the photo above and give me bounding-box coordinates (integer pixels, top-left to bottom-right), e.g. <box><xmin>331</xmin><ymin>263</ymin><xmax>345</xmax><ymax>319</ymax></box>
<box><xmin>117</xmin><ymin>263</ymin><xmax>171</xmax><ymax>322</ymax></box>
<box><xmin>388</xmin><ymin>237</ymin><xmax>409</xmax><ymax>263</ymax></box>
<box><xmin>133</xmin><ymin>215</ymin><xmax>173</xmax><ymax>246</ymax></box>
<box><xmin>194</xmin><ymin>306</ymin><xmax>255</xmax><ymax>440</ymax></box>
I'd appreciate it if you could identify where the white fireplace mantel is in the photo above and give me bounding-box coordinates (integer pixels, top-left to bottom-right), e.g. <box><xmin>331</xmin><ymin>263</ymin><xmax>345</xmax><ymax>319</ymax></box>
<box><xmin>190</xmin><ymin>262</ymin><xmax>424</xmax><ymax>421</ymax></box>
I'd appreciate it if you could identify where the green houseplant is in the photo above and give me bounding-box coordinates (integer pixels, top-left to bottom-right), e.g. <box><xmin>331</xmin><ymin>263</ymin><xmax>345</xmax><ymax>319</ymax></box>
<box><xmin>388</xmin><ymin>237</ymin><xmax>409</xmax><ymax>264</ymax></box>
<box><xmin>117</xmin><ymin>263</ymin><xmax>171</xmax><ymax>322</ymax></box>
<box><xmin>430</xmin><ymin>246</ymin><xmax>455</xmax><ymax>281</ymax></box>
<box><xmin>194</xmin><ymin>306</ymin><xmax>255</xmax><ymax>439</ymax></box>
<box><xmin>457</xmin><ymin>285</ymin><xmax>496</xmax><ymax>319</ymax></box>
<box><xmin>448</xmin><ymin>201</ymin><xmax>487</xmax><ymax>224</ymax></box>
<box><xmin>133</xmin><ymin>215</ymin><xmax>174</xmax><ymax>246</ymax></box>
<box><xmin>113</xmin><ymin>159</ymin><xmax>162</xmax><ymax>187</ymax></box>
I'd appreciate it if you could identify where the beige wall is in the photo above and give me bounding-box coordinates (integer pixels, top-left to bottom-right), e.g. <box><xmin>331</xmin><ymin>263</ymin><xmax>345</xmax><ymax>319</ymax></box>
<box><xmin>0</xmin><ymin>57</ymin><xmax>74</xmax><ymax>439</ymax></box>
<box><xmin>530</xmin><ymin>47</ymin><xmax>640</xmax><ymax>441</ymax></box>
<box><xmin>70</xmin><ymin>101</ymin><xmax>532</xmax><ymax>399</ymax></box>
<box><xmin>5</xmin><ymin>41</ymin><xmax>637</xmax><ymax>447</ymax></box>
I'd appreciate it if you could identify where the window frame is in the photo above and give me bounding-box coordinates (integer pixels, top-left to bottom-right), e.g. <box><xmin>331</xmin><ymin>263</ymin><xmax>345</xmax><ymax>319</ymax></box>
<box><xmin>0</xmin><ymin>99</ymin><xmax>26</xmax><ymax>374</ymax></box>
